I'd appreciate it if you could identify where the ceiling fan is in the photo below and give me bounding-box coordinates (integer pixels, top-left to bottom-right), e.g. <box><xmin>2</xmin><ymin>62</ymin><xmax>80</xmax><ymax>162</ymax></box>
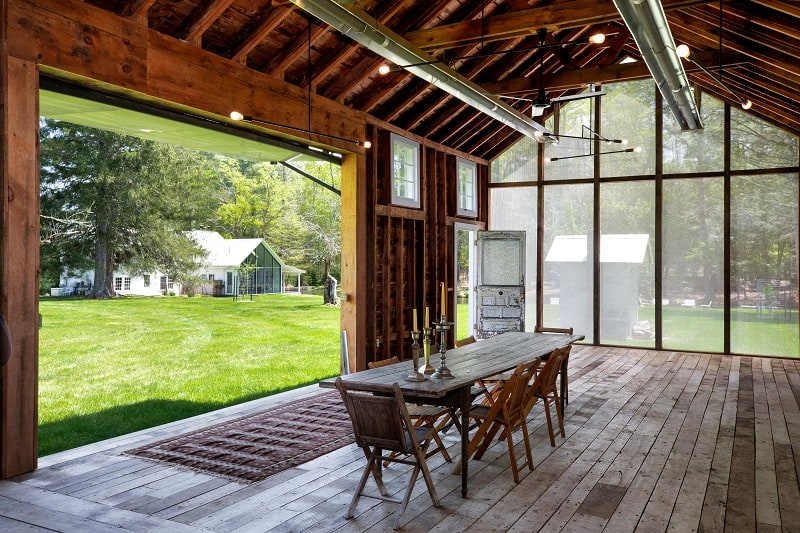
<box><xmin>500</xmin><ymin>29</ymin><xmax>605</xmax><ymax>117</ymax></box>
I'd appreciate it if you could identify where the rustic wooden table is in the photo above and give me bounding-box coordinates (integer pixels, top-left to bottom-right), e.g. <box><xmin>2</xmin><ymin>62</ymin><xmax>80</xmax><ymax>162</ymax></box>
<box><xmin>320</xmin><ymin>331</ymin><xmax>584</xmax><ymax>497</ymax></box>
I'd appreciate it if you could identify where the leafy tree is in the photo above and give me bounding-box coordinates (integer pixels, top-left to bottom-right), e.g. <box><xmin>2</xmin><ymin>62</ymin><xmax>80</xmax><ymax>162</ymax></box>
<box><xmin>40</xmin><ymin>119</ymin><xmax>221</xmax><ymax>298</ymax></box>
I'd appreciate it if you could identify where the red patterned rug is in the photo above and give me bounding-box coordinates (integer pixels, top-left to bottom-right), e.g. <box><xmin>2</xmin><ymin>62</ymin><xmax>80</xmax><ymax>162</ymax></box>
<box><xmin>124</xmin><ymin>391</ymin><xmax>353</xmax><ymax>483</ymax></box>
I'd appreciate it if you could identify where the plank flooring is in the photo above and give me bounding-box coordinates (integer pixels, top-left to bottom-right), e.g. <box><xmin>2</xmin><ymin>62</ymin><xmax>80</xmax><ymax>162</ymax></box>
<box><xmin>3</xmin><ymin>346</ymin><xmax>800</xmax><ymax>532</ymax></box>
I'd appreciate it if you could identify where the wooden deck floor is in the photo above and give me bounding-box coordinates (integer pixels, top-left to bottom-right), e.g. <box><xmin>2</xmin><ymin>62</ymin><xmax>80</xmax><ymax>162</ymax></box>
<box><xmin>3</xmin><ymin>346</ymin><xmax>800</xmax><ymax>532</ymax></box>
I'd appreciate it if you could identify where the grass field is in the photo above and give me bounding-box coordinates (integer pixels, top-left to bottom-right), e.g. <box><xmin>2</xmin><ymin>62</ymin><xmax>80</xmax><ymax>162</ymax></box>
<box><xmin>38</xmin><ymin>294</ymin><xmax>341</xmax><ymax>456</ymax></box>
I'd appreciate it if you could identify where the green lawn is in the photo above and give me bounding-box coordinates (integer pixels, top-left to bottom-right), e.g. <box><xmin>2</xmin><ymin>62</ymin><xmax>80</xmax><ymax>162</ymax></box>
<box><xmin>38</xmin><ymin>294</ymin><xmax>341</xmax><ymax>456</ymax></box>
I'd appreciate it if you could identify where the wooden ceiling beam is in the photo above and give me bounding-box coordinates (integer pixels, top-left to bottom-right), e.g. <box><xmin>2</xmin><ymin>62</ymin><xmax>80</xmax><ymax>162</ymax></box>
<box><xmin>266</xmin><ymin>22</ymin><xmax>329</xmax><ymax>80</ymax></box>
<box><xmin>180</xmin><ymin>0</ymin><xmax>235</xmax><ymax>46</ymax></box>
<box><xmin>229</xmin><ymin>4</ymin><xmax>292</xmax><ymax>64</ymax></box>
<box><xmin>120</xmin><ymin>0</ymin><xmax>158</xmax><ymax>23</ymax></box>
<box><xmin>404</xmin><ymin>0</ymin><xmax>712</xmax><ymax>52</ymax></box>
<box><xmin>744</xmin><ymin>0</ymin><xmax>800</xmax><ymax>22</ymax></box>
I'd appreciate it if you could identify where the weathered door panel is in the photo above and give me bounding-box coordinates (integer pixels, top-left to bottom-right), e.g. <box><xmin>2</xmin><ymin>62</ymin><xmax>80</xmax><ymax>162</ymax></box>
<box><xmin>475</xmin><ymin>231</ymin><xmax>525</xmax><ymax>338</ymax></box>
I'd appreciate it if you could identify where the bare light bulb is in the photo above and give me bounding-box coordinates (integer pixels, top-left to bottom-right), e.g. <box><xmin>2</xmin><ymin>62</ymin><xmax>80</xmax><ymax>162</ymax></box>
<box><xmin>378</xmin><ymin>64</ymin><xmax>391</xmax><ymax>76</ymax></box>
<box><xmin>589</xmin><ymin>33</ymin><xmax>606</xmax><ymax>44</ymax></box>
<box><xmin>676</xmin><ymin>44</ymin><xmax>691</xmax><ymax>59</ymax></box>
<box><xmin>230</xmin><ymin>111</ymin><xmax>245</xmax><ymax>121</ymax></box>
<box><xmin>741</xmin><ymin>100</ymin><xmax>753</xmax><ymax>110</ymax></box>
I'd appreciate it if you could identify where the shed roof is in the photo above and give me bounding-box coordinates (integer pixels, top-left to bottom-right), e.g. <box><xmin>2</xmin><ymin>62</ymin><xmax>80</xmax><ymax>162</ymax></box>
<box><xmin>545</xmin><ymin>234</ymin><xmax>650</xmax><ymax>263</ymax></box>
<box><xmin>187</xmin><ymin>230</ymin><xmax>304</xmax><ymax>273</ymax></box>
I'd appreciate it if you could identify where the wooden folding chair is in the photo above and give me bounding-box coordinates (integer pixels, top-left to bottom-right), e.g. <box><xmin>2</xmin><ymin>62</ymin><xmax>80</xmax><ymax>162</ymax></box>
<box><xmin>335</xmin><ymin>378</ymin><xmax>440</xmax><ymax>530</ymax></box>
<box><xmin>526</xmin><ymin>346</ymin><xmax>569</xmax><ymax>446</ymax></box>
<box><xmin>464</xmin><ymin>359</ymin><xmax>541</xmax><ymax>483</ymax></box>
<box><xmin>535</xmin><ymin>325</ymin><xmax>574</xmax><ymax>411</ymax></box>
<box><xmin>368</xmin><ymin>357</ymin><xmax>452</xmax><ymax>463</ymax></box>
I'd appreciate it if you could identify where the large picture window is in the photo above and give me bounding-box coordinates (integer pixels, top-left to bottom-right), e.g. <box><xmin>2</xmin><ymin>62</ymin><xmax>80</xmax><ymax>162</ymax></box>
<box><xmin>391</xmin><ymin>133</ymin><xmax>420</xmax><ymax>208</ymax></box>
<box><xmin>457</xmin><ymin>158</ymin><xmax>477</xmax><ymax>217</ymax></box>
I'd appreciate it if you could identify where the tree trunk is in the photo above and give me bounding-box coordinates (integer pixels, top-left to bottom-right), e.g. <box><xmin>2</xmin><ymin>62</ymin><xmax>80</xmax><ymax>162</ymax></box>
<box><xmin>93</xmin><ymin>221</ymin><xmax>116</xmax><ymax>299</ymax></box>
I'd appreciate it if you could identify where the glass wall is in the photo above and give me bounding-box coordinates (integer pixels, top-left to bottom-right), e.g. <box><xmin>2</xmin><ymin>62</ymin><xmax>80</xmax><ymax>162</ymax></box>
<box><xmin>543</xmin><ymin>184</ymin><xmax>594</xmax><ymax>342</ymax></box>
<box><xmin>731</xmin><ymin>174</ymin><xmax>799</xmax><ymax>357</ymax></box>
<box><xmin>489</xmin><ymin>79</ymin><xmax>800</xmax><ymax>357</ymax></box>
<box><xmin>599</xmin><ymin>181</ymin><xmax>654</xmax><ymax>346</ymax></box>
<box><xmin>662</xmin><ymin>178</ymin><xmax>724</xmax><ymax>351</ymax></box>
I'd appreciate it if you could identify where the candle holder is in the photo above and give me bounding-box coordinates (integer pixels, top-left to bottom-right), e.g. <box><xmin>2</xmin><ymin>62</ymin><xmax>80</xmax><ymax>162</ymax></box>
<box><xmin>421</xmin><ymin>327</ymin><xmax>435</xmax><ymax>374</ymax></box>
<box><xmin>405</xmin><ymin>330</ymin><xmax>427</xmax><ymax>382</ymax></box>
<box><xmin>431</xmin><ymin>315</ymin><xmax>454</xmax><ymax>379</ymax></box>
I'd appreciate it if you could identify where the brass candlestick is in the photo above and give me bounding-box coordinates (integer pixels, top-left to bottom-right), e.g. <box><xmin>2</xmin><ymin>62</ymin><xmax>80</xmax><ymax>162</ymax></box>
<box><xmin>431</xmin><ymin>315</ymin><xmax>454</xmax><ymax>379</ymax></box>
<box><xmin>405</xmin><ymin>330</ymin><xmax>427</xmax><ymax>382</ymax></box>
<box><xmin>421</xmin><ymin>327</ymin><xmax>435</xmax><ymax>374</ymax></box>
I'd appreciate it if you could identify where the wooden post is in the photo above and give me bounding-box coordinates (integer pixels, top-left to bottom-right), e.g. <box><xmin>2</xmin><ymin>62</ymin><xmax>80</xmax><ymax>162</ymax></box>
<box><xmin>340</xmin><ymin>151</ymin><xmax>368</xmax><ymax>372</ymax></box>
<box><xmin>0</xmin><ymin>39</ymin><xmax>40</xmax><ymax>476</ymax></box>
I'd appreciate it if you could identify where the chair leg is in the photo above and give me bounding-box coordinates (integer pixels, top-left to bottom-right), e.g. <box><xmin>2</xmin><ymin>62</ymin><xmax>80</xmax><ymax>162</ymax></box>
<box><xmin>473</xmin><ymin>421</ymin><xmax>502</xmax><ymax>461</ymax></box>
<box><xmin>393</xmin><ymin>464</ymin><xmax>421</xmax><ymax>530</ymax></box>
<box><xmin>426</xmin><ymin>427</ymin><xmax>452</xmax><ymax>462</ymax></box>
<box><xmin>543</xmin><ymin>399</ymin><xmax>556</xmax><ymax>447</ymax></box>
<box><xmin>553</xmin><ymin>390</ymin><xmax>566</xmax><ymax>438</ymax></box>
<box><xmin>519</xmin><ymin>419</ymin><xmax>534</xmax><ymax>472</ymax></box>
<box><xmin>504</xmin><ymin>426</ymin><xmax>521</xmax><ymax>483</ymax></box>
<box><xmin>347</xmin><ymin>449</ymin><xmax>378</xmax><ymax>519</ymax></box>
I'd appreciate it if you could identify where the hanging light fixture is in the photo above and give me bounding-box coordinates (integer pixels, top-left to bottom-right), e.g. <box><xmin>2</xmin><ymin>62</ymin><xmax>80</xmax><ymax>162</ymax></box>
<box><xmin>229</xmin><ymin>111</ymin><xmax>371</xmax><ymax>149</ymax></box>
<box><xmin>534</xmin><ymin>125</ymin><xmax>628</xmax><ymax>145</ymax></box>
<box><xmin>675</xmin><ymin>0</ymin><xmax>752</xmax><ymax>111</ymax></box>
<box><xmin>545</xmin><ymin>146</ymin><xmax>642</xmax><ymax>162</ymax></box>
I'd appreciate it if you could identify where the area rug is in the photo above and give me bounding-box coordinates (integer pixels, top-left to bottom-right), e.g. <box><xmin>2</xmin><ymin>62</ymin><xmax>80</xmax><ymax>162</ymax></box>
<box><xmin>124</xmin><ymin>391</ymin><xmax>354</xmax><ymax>483</ymax></box>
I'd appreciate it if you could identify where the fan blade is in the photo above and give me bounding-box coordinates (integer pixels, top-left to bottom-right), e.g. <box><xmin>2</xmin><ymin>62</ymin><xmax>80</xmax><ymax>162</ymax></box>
<box><xmin>550</xmin><ymin>90</ymin><xmax>606</xmax><ymax>103</ymax></box>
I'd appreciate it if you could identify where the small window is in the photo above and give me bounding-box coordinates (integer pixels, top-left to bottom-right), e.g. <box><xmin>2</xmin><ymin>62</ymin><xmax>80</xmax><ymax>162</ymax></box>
<box><xmin>160</xmin><ymin>276</ymin><xmax>174</xmax><ymax>290</ymax></box>
<box><xmin>114</xmin><ymin>277</ymin><xmax>122</xmax><ymax>291</ymax></box>
<box><xmin>391</xmin><ymin>133</ymin><xmax>420</xmax><ymax>208</ymax></box>
<box><xmin>143</xmin><ymin>274</ymin><xmax>151</xmax><ymax>287</ymax></box>
<box><xmin>207</xmin><ymin>274</ymin><xmax>215</xmax><ymax>281</ymax></box>
<box><xmin>457</xmin><ymin>158</ymin><xmax>478</xmax><ymax>217</ymax></box>
<box><xmin>124</xmin><ymin>277</ymin><xmax>131</xmax><ymax>291</ymax></box>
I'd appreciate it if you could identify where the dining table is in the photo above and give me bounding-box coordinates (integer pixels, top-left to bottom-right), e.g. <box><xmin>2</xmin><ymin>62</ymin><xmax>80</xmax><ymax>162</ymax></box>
<box><xmin>319</xmin><ymin>330</ymin><xmax>584</xmax><ymax>497</ymax></box>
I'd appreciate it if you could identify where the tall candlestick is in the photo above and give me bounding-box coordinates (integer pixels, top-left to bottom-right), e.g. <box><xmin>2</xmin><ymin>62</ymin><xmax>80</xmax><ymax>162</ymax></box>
<box><xmin>440</xmin><ymin>282</ymin><xmax>446</xmax><ymax>316</ymax></box>
<box><xmin>425</xmin><ymin>306</ymin><xmax>430</xmax><ymax>326</ymax></box>
<box><xmin>412</xmin><ymin>308</ymin><xmax>418</xmax><ymax>331</ymax></box>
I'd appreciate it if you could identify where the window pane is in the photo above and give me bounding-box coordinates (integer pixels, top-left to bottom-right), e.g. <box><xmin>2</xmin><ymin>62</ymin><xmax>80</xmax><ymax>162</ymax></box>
<box><xmin>543</xmin><ymin>184</ymin><xmax>594</xmax><ymax>341</ymax></box>
<box><xmin>599</xmin><ymin>181</ymin><xmax>654</xmax><ymax>346</ymax></box>
<box><xmin>664</xmin><ymin>93</ymin><xmax>724</xmax><ymax>174</ymax></box>
<box><xmin>390</xmin><ymin>134</ymin><xmax>419</xmax><ymax>207</ymax></box>
<box><xmin>457</xmin><ymin>158</ymin><xmax>477</xmax><ymax>215</ymax></box>
<box><xmin>663</xmin><ymin>178</ymin><xmax>724</xmax><ymax>351</ymax></box>
<box><xmin>490</xmin><ymin>135</ymin><xmax>537</xmax><ymax>183</ymax></box>
<box><xmin>731</xmin><ymin>108</ymin><xmax>799</xmax><ymax>171</ymax></box>
<box><xmin>600</xmin><ymin>80</ymin><xmax>656</xmax><ymax>178</ymax></box>
<box><xmin>490</xmin><ymin>187</ymin><xmax>537</xmax><ymax>331</ymax></box>
<box><xmin>731</xmin><ymin>174</ymin><xmax>799</xmax><ymax>356</ymax></box>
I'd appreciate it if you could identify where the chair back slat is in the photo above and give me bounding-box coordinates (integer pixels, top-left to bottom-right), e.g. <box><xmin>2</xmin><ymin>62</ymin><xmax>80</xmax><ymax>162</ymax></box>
<box><xmin>336</xmin><ymin>379</ymin><xmax>420</xmax><ymax>455</ymax></box>
<box><xmin>368</xmin><ymin>356</ymin><xmax>400</xmax><ymax>369</ymax></box>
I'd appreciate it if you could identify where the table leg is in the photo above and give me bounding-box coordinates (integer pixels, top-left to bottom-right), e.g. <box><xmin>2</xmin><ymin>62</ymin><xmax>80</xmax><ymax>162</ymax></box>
<box><xmin>460</xmin><ymin>387</ymin><xmax>469</xmax><ymax>497</ymax></box>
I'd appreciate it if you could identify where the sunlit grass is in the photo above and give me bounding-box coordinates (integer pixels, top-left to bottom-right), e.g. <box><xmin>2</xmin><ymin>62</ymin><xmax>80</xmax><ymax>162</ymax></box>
<box><xmin>38</xmin><ymin>294</ymin><xmax>340</xmax><ymax>456</ymax></box>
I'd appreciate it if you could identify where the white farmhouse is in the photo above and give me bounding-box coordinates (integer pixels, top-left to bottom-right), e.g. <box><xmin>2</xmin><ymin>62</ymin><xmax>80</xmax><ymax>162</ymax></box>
<box><xmin>56</xmin><ymin>230</ymin><xmax>304</xmax><ymax>297</ymax></box>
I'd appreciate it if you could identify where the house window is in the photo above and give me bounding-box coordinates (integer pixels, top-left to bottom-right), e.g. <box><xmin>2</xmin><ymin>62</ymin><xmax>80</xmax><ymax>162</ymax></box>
<box><xmin>207</xmin><ymin>274</ymin><xmax>214</xmax><ymax>281</ymax></box>
<box><xmin>160</xmin><ymin>276</ymin><xmax>174</xmax><ymax>290</ymax></box>
<box><xmin>457</xmin><ymin>158</ymin><xmax>477</xmax><ymax>217</ymax></box>
<box><xmin>124</xmin><ymin>277</ymin><xmax>131</xmax><ymax>290</ymax></box>
<box><xmin>143</xmin><ymin>274</ymin><xmax>150</xmax><ymax>287</ymax></box>
<box><xmin>114</xmin><ymin>277</ymin><xmax>122</xmax><ymax>291</ymax></box>
<box><xmin>391</xmin><ymin>133</ymin><xmax>420</xmax><ymax>208</ymax></box>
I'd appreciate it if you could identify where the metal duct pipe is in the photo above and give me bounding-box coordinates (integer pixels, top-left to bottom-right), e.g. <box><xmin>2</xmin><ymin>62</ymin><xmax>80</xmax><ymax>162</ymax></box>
<box><xmin>289</xmin><ymin>0</ymin><xmax>553</xmax><ymax>140</ymax></box>
<box><xmin>613</xmin><ymin>0</ymin><xmax>703</xmax><ymax>131</ymax></box>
